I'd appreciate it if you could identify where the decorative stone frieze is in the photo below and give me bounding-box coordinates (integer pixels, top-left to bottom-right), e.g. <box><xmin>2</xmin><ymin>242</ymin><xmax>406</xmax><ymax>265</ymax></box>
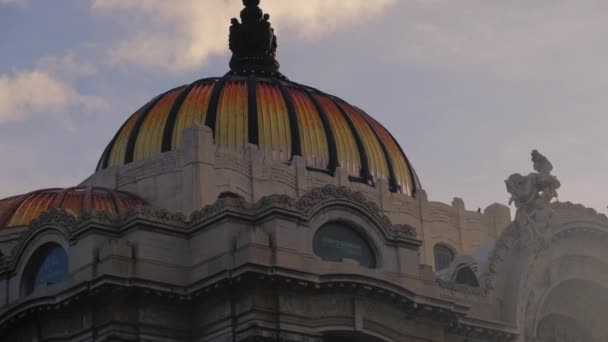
<box><xmin>29</xmin><ymin>209</ymin><xmax>78</xmax><ymax>231</ymax></box>
<box><xmin>120</xmin><ymin>206</ymin><xmax>188</xmax><ymax>226</ymax></box>
<box><xmin>436</xmin><ymin>278</ymin><xmax>487</xmax><ymax>297</ymax></box>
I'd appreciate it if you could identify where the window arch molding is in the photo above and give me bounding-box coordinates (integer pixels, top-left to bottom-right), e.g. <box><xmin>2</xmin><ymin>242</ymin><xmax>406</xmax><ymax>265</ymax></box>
<box><xmin>17</xmin><ymin>233</ymin><xmax>69</xmax><ymax>296</ymax></box>
<box><xmin>433</xmin><ymin>243</ymin><xmax>456</xmax><ymax>272</ymax></box>
<box><xmin>308</xmin><ymin>207</ymin><xmax>385</xmax><ymax>269</ymax></box>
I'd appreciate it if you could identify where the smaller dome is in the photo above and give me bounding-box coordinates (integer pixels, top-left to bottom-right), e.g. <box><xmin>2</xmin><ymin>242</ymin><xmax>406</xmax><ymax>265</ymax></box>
<box><xmin>0</xmin><ymin>187</ymin><xmax>148</xmax><ymax>228</ymax></box>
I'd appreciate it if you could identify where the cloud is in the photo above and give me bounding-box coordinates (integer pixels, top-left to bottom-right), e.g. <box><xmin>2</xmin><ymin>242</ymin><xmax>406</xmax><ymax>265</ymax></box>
<box><xmin>37</xmin><ymin>51</ymin><xmax>99</xmax><ymax>81</ymax></box>
<box><xmin>382</xmin><ymin>0</ymin><xmax>608</xmax><ymax>81</ymax></box>
<box><xmin>0</xmin><ymin>140</ymin><xmax>88</xmax><ymax>199</ymax></box>
<box><xmin>0</xmin><ymin>0</ymin><xmax>27</xmax><ymax>6</ymax></box>
<box><xmin>0</xmin><ymin>69</ymin><xmax>106</xmax><ymax>125</ymax></box>
<box><xmin>91</xmin><ymin>0</ymin><xmax>396</xmax><ymax>72</ymax></box>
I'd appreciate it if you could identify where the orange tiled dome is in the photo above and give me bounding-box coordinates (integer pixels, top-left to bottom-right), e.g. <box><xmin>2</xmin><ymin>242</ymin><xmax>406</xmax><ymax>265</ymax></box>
<box><xmin>0</xmin><ymin>187</ymin><xmax>148</xmax><ymax>228</ymax></box>
<box><xmin>96</xmin><ymin>76</ymin><xmax>421</xmax><ymax>195</ymax></box>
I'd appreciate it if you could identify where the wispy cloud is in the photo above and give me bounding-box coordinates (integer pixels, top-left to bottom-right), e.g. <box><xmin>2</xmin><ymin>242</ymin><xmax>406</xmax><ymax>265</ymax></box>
<box><xmin>384</xmin><ymin>0</ymin><xmax>608</xmax><ymax>82</ymax></box>
<box><xmin>91</xmin><ymin>0</ymin><xmax>396</xmax><ymax>72</ymax></box>
<box><xmin>0</xmin><ymin>68</ymin><xmax>106</xmax><ymax>125</ymax></box>
<box><xmin>0</xmin><ymin>0</ymin><xmax>27</xmax><ymax>6</ymax></box>
<box><xmin>36</xmin><ymin>51</ymin><xmax>99</xmax><ymax>81</ymax></box>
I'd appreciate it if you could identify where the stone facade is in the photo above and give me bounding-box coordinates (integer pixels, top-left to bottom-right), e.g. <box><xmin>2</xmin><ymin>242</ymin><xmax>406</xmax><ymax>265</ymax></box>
<box><xmin>0</xmin><ymin>185</ymin><xmax>515</xmax><ymax>342</ymax></box>
<box><xmin>82</xmin><ymin>125</ymin><xmax>511</xmax><ymax>272</ymax></box>
<box><xmin>1</xmin><ymin>124</ymin><xmax>606</xmax><ymax>341</ymax></box>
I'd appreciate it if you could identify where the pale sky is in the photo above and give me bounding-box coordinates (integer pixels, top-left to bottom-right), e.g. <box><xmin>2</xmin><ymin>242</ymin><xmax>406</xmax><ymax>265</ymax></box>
<box><xmin>0</xmin><ymin>0</ymin><xmax>606</xmax><ymax>214</ymax></box>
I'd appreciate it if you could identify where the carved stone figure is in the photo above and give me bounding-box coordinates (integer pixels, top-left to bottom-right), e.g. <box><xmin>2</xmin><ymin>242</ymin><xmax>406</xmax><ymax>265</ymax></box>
<box><xmin>505</xmin><ymin>150</ymin><xmax>561</xmax><ymax>233</ymax></box>
<box><xmin>229</xmin><ymin>0</ymin><xmax>280</xmax><ymax>74</ymax></box>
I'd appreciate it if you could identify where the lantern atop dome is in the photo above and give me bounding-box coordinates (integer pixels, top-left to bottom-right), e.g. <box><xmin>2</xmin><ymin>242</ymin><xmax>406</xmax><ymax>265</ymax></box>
<box><xmin>228</xmin><ymin>0</ymin><xmax>284</xmax><ymax>78</ymax></box>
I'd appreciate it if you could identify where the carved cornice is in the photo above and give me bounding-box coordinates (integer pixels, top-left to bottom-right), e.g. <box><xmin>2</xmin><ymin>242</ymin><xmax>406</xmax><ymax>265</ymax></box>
<box><xmin>120</xmin><ymin>206</ymin><xmax>188</xmax><ymax>226</ymax></box>
<box><xmin>447</xmin><ymin>320</ymin><xmax>518</xmax><ymax>341</ymax></box>
<box><xmin>188</xmin><ymin>185</ymin><xmax>418</xmax><ymax>243</ymax></box>
<box><xmin>28</xmin><ymin>209</ymin><xmax>78</xmax><ymax>231</ymax></box>
<box><xmin>190</xmin><ymin>193</ymin><xmax>252</xmax><ymax>223</ymax></box>
<box><xmin>296</xmin><ymin>185</ymin><xmax>386</xmax><ymax>220</ymax></box>
<box><xmin>295</xmin><ymin>185</ymin><xmax>381</xmax><ymax>213</ymax></box>
<box><xmin>1</xmin><ymin>185</ymin><xmax>419</xmax><ymax>276</ymax></box>
<box><xmin>436</xmin><ymin>279</ymin><xmax>487</xmax><ymax>297</ymax></box>
<box><xmin>551</xmin><ymin>201</ymin><xmax>608</xmax><ymax>225</ymax></box>
<box><xmin>389</xmin><ymin>224</ymin><xmax>417</xmax><ymax>239</ymax></box>
<box><xmin>16</xmin><ymin>185</ymin><xmax>409</xmax><ymax>237</ymax></box>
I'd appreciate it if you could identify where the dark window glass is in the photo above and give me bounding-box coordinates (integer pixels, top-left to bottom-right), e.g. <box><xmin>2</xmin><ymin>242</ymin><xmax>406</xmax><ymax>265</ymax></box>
<box><xmin>313</xmin><ymin>223</ymin><xmax>376</xmax><ymax>268</ymax></box>
<box><xmin>434</xmin><ymin>244</ymin><xmax>455</xmax><ymax>271</ymax></box>
<box><xmin>454</xmin><ymin>267</ymin><xmax>479</xmax><ymax>287</ymax></box>
<box><xmin>25</xmin><ymin>244</ymin><xmax>68</xmax><ymax>294</ymax></box>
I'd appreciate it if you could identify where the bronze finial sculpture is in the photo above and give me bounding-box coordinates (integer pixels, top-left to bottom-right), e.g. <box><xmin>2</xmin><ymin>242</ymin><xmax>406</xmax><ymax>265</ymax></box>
<box><xmin>228</xmin><ymin>0</ymin><xmax>282</xmax><ymax>78</ymax></box>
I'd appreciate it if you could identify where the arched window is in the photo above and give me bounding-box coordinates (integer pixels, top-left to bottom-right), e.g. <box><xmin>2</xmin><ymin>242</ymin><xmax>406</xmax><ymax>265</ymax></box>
<box><xmin>23</xmin><ymin>243</ymin><xmax>68</xmax><ymax>295</ymax></box>
<box><xmin>313</xmin><ymin>222</ymin><xmax>376</xmax><ymax>268</ymax></box>
<box><xmin>454</xmin><ymin>266</ymin><xmax>479</xmax><ymax>287</ymax></box>
<box><xmin>434</xmin><ymin>243</ymin><xmax>455</xmax><ymax>271</ymax></box>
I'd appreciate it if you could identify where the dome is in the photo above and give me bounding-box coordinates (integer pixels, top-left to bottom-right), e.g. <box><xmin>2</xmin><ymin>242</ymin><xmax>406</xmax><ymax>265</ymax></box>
<box><xmin>96</xmin><ymin>77</ymin><xmax>421</xmax><ymax>195</ymax></box>
<box><xmin>0</xmin><ymin>187</ymin><xmax>148</xmax><ymax>228</ymax></box>
<box><xmin>95</xmin><ymin>0</ymin><xmax>421</xmax><ymax>196</ymax></box>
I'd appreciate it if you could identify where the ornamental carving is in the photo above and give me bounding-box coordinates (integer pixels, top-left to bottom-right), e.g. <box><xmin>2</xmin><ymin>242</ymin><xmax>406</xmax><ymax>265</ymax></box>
<box><xmin>389</xmin><ymin>224</ymin><xmax>417</xmax><ymax>239</ymax></box>
<box><xmin>28</xmin><ymin>209</ymin><xmax>78</xmax><ymax>231</ymax></box>
<box><xmin>122</xmin><ymin>206</ymin><xmax>187</xmax><ymax>225</ymax></box>
<box><xmin>190</xmin><ymin>193</ymin><xmax>248</xmax><ymax>223</ymax></box>
<box><xmin>250</xmin><ymin>193</ymin><xmax>296</xmax><ymax>212</ymax></box>
<box><xmin>188</xmin><ymin>185</ymin><xmax>416</xmax><ymax>243</ymax></box>
<box><xmin>436</xmin><ymin>278</ymin><xmax>486</xmax><ymax>296</ymax></box>
<box><xmin>76</xmin><ymin>209</ymin><xmax>118</xmax><ymax>226</ymax></box>
<box><xmin>296</xmin><ymin>185</ymin><xmax>382</xmax><ymax>215</ymax></box>
<box><xmin>505</xmin><ymin>150</ymin><xmax>561</xmax><ymax>235</ymax></box>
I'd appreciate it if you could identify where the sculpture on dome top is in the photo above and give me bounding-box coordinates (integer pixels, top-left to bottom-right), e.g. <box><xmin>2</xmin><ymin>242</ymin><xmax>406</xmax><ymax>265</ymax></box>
<box><xmin>505</xmin><ymin>150</ymin><xmax>561</xmax><ymax>232</ymax></box>
<box><xmin>229</xmin><ymin>0</ymin><xmax>281</xmax><ymax>76</ymax></box>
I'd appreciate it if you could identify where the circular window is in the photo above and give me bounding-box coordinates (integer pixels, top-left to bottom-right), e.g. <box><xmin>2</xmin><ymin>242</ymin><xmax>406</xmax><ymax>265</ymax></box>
<box><xmin>313</xmin><ymin>223</ymin><xmax>376</xmax><ymax>268</ymax></box>
<box><xmin>23</xmin><ymin>243</ymin><xmax>68</xmax><ymax>295</ymax></box>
